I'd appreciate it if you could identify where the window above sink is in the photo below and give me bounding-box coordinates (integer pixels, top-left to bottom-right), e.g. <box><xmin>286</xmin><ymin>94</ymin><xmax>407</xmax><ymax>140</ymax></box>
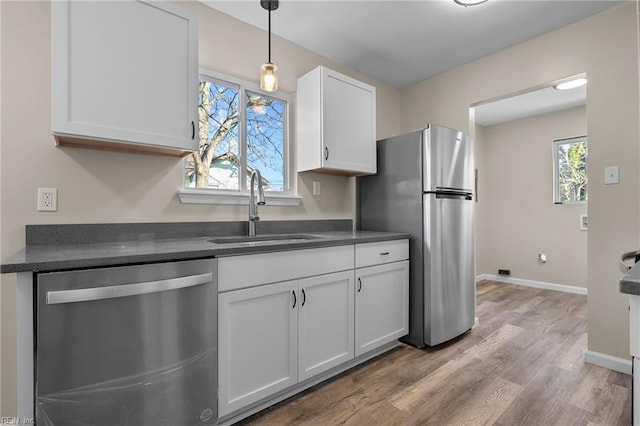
<box><xmin>178</xmin><ymin>69</ymin><xmax>300</xmax><ymax>206</ymax></box>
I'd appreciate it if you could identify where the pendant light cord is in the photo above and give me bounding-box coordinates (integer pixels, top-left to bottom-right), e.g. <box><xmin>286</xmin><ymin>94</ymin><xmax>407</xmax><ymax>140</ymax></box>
<box><xmin>268</xmin><ymin>7</ymin><xmax>271</xmax><ymax>63</ymax></box>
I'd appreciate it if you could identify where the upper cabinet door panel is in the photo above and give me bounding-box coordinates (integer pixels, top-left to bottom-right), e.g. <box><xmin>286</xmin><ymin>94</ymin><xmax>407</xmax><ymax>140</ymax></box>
<box><xmin>52</xmin><ymin>0</ymin><xmax>198</xmax><ymax>155</ymax></box>
<box><xmin>322</xmin><ymin>70</ymin><xmax>375</xmax><ymax>174</ymax></box>
<box><xmin>296</xmin><ymin>66</ymin><xmax>376</xmax><ymax>175</ymax></box>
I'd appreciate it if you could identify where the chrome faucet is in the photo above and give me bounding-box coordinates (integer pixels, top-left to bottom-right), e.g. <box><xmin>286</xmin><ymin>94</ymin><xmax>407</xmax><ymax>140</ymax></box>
<box><xmin>249</xmin><ymin>169</ymin><xmax>266</xmax><ymax>236</ymax></box>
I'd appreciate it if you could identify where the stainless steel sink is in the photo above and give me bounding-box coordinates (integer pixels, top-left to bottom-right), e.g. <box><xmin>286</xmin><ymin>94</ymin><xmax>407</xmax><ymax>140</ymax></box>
<box><xmin>208</xmin><ymin>234</ymin><xmax>324</xmax><ymax>246</ymax></box>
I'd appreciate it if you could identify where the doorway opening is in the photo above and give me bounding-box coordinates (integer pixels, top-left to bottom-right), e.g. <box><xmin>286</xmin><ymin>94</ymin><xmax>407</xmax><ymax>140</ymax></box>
<box><xmin>470</xmin><ymin>74</ymin><xmax>588</xmax><ymax>295</ymax></box>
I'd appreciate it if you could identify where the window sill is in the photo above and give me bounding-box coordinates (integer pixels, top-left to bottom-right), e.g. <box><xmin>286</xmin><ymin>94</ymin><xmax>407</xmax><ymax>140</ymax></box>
<box><xmin>177</xmin><ymin>189</ymin><xmax>302</xmax><ymax>206</ymax></box>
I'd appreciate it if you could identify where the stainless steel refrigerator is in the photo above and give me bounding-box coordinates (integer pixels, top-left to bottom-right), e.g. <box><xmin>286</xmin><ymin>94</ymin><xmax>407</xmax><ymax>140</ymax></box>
<box><xmin>359</xmin><ymin>124</ymin><xmax>475</xmax><ymax>347</ymax></box>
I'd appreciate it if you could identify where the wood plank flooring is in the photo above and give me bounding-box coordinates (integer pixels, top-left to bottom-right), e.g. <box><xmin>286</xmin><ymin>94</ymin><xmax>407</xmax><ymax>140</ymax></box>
<box><xmin>238</xmin><ymin>280</ymin><xmax>631</xmax><ymax>426</ymax></box>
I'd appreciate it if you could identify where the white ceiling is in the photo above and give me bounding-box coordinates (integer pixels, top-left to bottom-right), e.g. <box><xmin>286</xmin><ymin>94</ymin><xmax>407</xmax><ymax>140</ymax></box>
<box><xmin>474</xmin><ymin>83</ymin><xmax>587</xmax><ymax>126</ymax></box>
<box><xmin>202</xmin><ymin>0</ymin><xmax>621</xmax><ymax>124</ymax></box>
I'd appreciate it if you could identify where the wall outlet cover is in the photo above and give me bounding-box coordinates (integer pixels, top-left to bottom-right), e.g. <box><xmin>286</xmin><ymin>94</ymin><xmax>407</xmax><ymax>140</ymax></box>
<box><xmin>604</xmin><ymin>166</ymin><xmax>619</xmax><ymax>185</ymax></box>
<box><xmin>37</xmin><ymin>188</ymin><xmax>58</xmax><ymax>212</ymax></box>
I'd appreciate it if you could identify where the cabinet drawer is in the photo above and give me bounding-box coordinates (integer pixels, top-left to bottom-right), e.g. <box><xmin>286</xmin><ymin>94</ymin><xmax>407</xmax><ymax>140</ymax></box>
<box><xmin>218</xmin><ymin>245</ymin><xmax>355</xmax><ymax>292</ymax></box>
<box><xmin>355</xmin><ymin>240</ymin><xmax>408</xmax><ymax>268</ymax></box>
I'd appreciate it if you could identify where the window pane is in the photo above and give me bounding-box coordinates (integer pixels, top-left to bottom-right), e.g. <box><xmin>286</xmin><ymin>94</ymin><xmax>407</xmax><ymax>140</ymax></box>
<box><xmin>246</xmin><ymin>91</ymin><xmax>285</xmax><ymax>192</ymax></box>
<box><xmin>555</xmin><ymin>138</ymin><xmax>587</xmax><ymax>203</ymax></box>
<box><xmin>185</xmin><ymin>80</ymin><xmax>239</xmax><ymax>189</ymax></box>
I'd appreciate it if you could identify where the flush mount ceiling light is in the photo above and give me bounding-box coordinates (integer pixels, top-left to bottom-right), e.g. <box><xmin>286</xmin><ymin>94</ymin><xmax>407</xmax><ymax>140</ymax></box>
<box><xmin>260</xmin><ymin>0</ymin><xmax>279</xmax><ymax>92</ymax></box>
<box><xmin>453</xmin><ymin>0</ymin><xmax>489</xmax><ymax>6</ymax></box>
<box><xmin>553</xmin><ymin>78</ymin><xmax>587</xmax><ymax>90</ymax></box>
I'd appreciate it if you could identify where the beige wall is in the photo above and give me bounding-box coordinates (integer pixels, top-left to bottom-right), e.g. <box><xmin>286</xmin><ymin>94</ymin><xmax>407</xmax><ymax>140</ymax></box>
<box><xmin>476</xmin><ymin>106</ymin><xmax>588</xmax><ymax>287</ymax></box>
<box><xmin>400</xmin><ymin>3</ymin><xmax>639</xmax><ymax>360</ymax></box>
<box><xmin>0</xmin><ymin>1</ymin><xmax>401</xmax><ymax>414</ymax></box>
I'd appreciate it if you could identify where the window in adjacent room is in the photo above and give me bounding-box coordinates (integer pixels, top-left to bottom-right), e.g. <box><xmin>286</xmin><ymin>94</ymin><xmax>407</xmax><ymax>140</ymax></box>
<box><xmin>183</xmin><ymin>70</ymin><xmax>289</xmax><ymax>194</ymax></box>
<box><xmin>553</xmin><ymin>136</ymin><xmax>587</xmax><ymax>203</ymax></box>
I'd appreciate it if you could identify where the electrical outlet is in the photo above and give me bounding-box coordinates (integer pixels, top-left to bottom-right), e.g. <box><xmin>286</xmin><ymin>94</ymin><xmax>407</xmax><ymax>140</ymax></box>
<box><xmin>312</xmin><ymin>181</ymin><xmax>321</xmax><ymax>196</ymax></box>
<box><xmin>37</xmin><ymin>188</ymin><xmax>57</xmax><ymax>212</ymax></box>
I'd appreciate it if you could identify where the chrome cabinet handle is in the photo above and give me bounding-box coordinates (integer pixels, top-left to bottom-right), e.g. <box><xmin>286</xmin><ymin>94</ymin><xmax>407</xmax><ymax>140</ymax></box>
<box><xmin>324</xmin><ymin>146</ymin><xmax>329</xmax><ymax>161</ymax></box>
<box><xmin>380</xmin><ymin>252</ymin><xmax>390</xmax><ymax>256</ymax></box>
<box><xmin>357</xmin><ymin>277</ymin><xmax>362</xmax><ymax>292</ymax></box>
<box><xmin>301</xmin><ymin>288</ymin><xmax>306</xmax><ymax>307</ymax></box>
<box><xmin>46</xmin><ymin>273</ymin><xmax>213</xmax><ymax>305</ymax></box>
<box><xmin>191</xmin><ymin>121</ymin><xmax>196</xmax><ymax>139</ymax></box>
<box><xmin>292</xmin><ymin>290</ymin><xmax>297</xmax><ymax>308</ymax></box>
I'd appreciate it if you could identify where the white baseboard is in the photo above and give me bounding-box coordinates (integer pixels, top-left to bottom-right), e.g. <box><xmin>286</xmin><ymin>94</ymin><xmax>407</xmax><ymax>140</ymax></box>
<box><xmin>585</xmin><ymin>350</ymin><xmax>632</xmax><ymax>375</ymax></box>
<box><xmin>477</xmin><ymin>274</ymin><xmax>588</xmax><ymax>296</ymax></box>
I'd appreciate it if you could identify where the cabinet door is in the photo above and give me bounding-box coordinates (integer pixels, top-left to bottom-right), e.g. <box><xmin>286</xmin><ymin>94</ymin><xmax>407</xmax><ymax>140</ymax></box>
<box><xmin>355</xmin><ymin>261</ymin><xmax>409</xmax><ymax>356</ymax></box>
<box><xmin>298</xmin><ymin>271</ymin><xmax>355</xmax><ymax>381</ymax></box>
<box><xmin>322</xmin><ymin>69</ymin><xmax>376</xmax><ymax>174</ymax></box>
<box><xmin>218</xmin><ymin>281</ymin><xmax>298</xmax><ymax>417</ymax></box>
<box><xmin>634</xmin><ymin>357</ymin><xmax>639</xmax><ymax>425</ymax></box>
<box><xmin>51</xmin><ymin>0</ymin><xmax>198</xmax><ymax>154</ymax></box>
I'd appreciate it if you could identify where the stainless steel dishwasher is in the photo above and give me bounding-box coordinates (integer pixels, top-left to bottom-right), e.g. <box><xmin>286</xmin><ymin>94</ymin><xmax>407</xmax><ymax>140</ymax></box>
<box><xmin>35</xmin><ymin>259</ymin><xmax>217</xmax><ymax>426</ymax></box>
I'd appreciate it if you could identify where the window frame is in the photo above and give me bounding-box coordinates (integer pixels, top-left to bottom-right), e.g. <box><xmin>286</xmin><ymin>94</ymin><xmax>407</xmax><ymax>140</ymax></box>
<box><xmin>178</xmin><ymin>68</ymin><xmax>300</xmax><ymax>206</ymax></box>
<box><xmin>553</xmin><ymin>135</ymin><xmax>588</xmax><ymax>205</ymax></box>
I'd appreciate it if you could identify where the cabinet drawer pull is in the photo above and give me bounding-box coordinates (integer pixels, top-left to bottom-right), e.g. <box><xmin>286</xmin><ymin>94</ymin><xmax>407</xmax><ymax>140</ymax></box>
<box><xmin>380</xmin><ymin>252</ymin><xmax>390</xmax><ymax>256</ymax></box>
<box><xmin>325</xmin><ymin>146</ymin><xmax>329</xmax><ymax>161</ymax></box>
<box><xmin>191</xmin><ymin>121</ymin><xmax>195</xmax><ymax>139</ymax></box>
<box><xmin>301</xmin><ymin>288</ymin><xmax>306</xmax><ymax>307</ymax></box>
<box><xmin>292</xmin><ymin>290</ymin><xmax>297</xmax><ymax>308</ymax></box>
<box><xmin>357</xmin><ymin>277</ymin><xmax>362</xmax><ymax>292</ymax></box>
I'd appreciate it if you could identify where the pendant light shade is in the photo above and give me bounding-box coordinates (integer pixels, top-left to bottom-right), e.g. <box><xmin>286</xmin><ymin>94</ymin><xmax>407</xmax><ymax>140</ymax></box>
<box><xmin>261</xmin><ymin>63</ymin><xmax>278</xmax><ymax>92</ymax></box>
<box><xmin>260</xmin><ymin>0</ymin><xmax>279</xmax><ymax>92</ymax></box>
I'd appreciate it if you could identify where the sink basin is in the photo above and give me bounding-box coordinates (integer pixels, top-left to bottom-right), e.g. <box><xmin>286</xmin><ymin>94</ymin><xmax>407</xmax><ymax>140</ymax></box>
<box><xmin>208</xmin><ymin>234</ymin><xmax>324</xmax><ymax>246</ymax></box>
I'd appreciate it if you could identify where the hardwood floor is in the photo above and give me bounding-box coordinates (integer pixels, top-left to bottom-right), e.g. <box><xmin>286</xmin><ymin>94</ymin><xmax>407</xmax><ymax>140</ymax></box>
<box><xmin>239</xmin><ymin>280</ymin><xmax>631</xmax><ymax>426</ymax></box>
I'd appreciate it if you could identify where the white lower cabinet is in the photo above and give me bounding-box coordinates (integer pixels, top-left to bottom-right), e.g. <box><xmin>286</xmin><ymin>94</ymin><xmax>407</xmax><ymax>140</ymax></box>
<box><xmin>218</xmin><ymin>271</ymin><xmax>355</xmax><ymax>417</ymax></box>
<box><xmin>218</xmin><ymin>281</ymin><xmax>298</xmax><ymax>417</ymax></box>
<box><xmin>629</xmin><ymin>295</ymin><xmax>640</xmax><ymax>425</ymax></box>
<box><xmin>634</xmin><ymin>357</ymin><xmax>639</xmax><ymax>426</ymax></box>
<box><xmin>355</xmin><ymin>260</ymin><xmax>409</xmax><ymax>356</ymax></box>
<box><xmin>298</xmin><ymin>271</ymin><xmax>355</xmax><ymax>381</ymax></box>
<box><xmin>218</xmin><ymin>240</ymin><xmax>409</xmax><ymax>421</ymax></box>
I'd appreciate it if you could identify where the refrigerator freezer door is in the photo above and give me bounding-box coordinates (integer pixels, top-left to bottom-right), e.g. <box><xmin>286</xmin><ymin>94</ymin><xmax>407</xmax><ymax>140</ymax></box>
<box><xmin>423</xmin><ymin>193</ymin><xmax>475</xmax><ymax>346</ymax></box>
<box><xmin>423</xmin><ymin>125</ymin><xmax>473</xmax><ymax>192</ymax></box>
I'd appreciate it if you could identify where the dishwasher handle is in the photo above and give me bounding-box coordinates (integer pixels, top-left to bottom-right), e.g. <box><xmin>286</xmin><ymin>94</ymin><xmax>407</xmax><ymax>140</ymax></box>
<box><xmin>46</xmin><ymin>272</ymin><xmax>213</xmax><ymax>305</ymax></box>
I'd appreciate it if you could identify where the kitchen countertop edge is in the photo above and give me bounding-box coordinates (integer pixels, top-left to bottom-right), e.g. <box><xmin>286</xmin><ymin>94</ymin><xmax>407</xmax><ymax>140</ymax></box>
<box><xmin>621</xmin><ymin>260</ymin><xmax>640</xmax><ymax>295</ymax></box>
<box><xmin>1</xmin><ymin>231</ymin><xmax>410</xmax><ymax>274</ymax></box>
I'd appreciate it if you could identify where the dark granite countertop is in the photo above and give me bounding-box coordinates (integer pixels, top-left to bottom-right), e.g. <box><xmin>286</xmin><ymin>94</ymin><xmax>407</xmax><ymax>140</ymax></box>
<box><xmin>620</xmin><ymin>259</ymin><xmax>640</xmax><ymax>295</ymax></box>
<box><xmin>1</xmin><ymin>228</ymin><xmax>409</xmax><ymax>274</ymax></box>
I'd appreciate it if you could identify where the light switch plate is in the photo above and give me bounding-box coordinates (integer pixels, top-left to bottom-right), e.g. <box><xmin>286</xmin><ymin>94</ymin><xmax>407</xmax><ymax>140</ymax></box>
<box><xmin>604</xmin><ymin>166</ymin><xmax>619</xmax><ymax>185</ymax></box>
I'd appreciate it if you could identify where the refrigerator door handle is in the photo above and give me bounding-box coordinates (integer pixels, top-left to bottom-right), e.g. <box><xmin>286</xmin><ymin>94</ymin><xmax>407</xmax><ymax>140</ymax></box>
<box><xmin>428</xmin><ymin>190</ymin><xmax>473</xmax><ymax>201</ymax></box>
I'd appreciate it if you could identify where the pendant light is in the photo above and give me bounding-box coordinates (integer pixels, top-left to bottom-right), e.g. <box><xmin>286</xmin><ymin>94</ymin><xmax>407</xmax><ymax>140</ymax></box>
<box><xmin>260</xmin><ymin>0</ymin><xmax>279</xmax><ymax>92</ymax></box>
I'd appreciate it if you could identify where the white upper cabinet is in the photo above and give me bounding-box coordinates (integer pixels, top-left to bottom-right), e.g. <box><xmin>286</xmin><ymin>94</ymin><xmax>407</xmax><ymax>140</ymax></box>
<box><xmin>297</xmin><ymin>66</ymin><xmax>376</xmax><ymax>175</ymax></box>
<box><xmin>51</xmin><ymin>0</ymin><xmax>198</xmax><ymax>157</ymax></box>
